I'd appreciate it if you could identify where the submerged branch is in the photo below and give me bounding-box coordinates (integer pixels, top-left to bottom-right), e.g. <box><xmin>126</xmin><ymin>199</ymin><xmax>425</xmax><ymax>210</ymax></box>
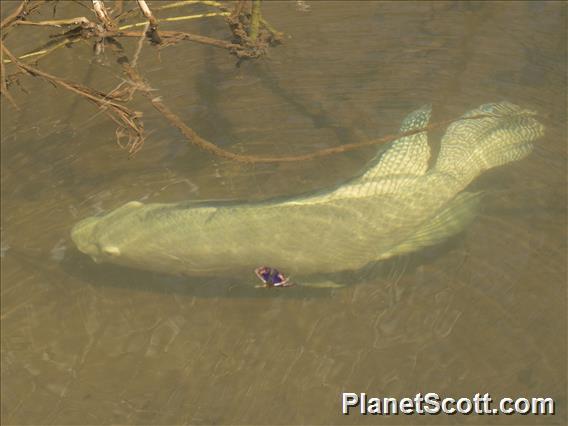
<box><xmin>120</xmin><ymin>61</ymin><xmax>494</xmax><ymax>164</ymax></box>
<box><xmin>249</xmin><ymin>0</ymin><xmax>261</xmax><ymax>41</ymax></box>
<box><xmin>0</xmin><ymin>47</ymin><xmax>18</xmax><ymax>109</ymax></box>
<box><xmin>157</xmin><ymin>1</ymin><xmax>225</xmax><ymax>11</ymax></box>
<box><xmin>116</xmin><ymin>12</ymin><xmax>229</xmax><ymax>30</ymax></box>
<box><xmin>1</xmin><ymin>0</ymin><xmax>29</xmax><ymax>30</ymax></box>
<box><xmin>1</xmin><ymin>0</ymin><xmax>499</xmax><ymax>167</ymax></box>
<box><xmin>121</xmin><ymin>30</ymin><xmax>240</xmax><ymax>51</ymax></box>
<box><xmin>11</xmin><ymin>16</ymin><xmax>92</xmax><ymax>28</ymax></box>
<box><xmin>1</xmin><ymin>41</ymin><xmax>145</xmax><ymax>152</ymax></box>
<box><xmin>136</xmin><ymin>0</ymin><xmax>161</xmax><ymax>43</ymax></box>
<box><xmin>92</xmin><ymin>0</ymin><xmax>117</xmax><ymax>31</ymax></box>
<box><xmin>2</xmin><ymin>0</ymin><xmax>281</xmax><ymax>63</ymax></box>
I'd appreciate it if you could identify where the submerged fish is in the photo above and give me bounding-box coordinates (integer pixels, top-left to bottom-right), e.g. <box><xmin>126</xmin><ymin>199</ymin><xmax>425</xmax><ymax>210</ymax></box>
<box><xmin>71</xmin><ymin>102</ymin><xmax>544</xmax><ymax>286</ymax></box>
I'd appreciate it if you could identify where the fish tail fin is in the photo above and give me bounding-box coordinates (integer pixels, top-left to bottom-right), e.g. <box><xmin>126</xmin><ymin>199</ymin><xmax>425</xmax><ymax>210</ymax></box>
<box><xmin>360</xmin><ymin>105</ymin><xmax>432</xmax><ymax>181</ymax></box>
<box><xmin>299</xmin><ymin>281</ymin><xmax>346</xmax><ymax>289</ymax></box>
<box><xmin>434</xmin><ymin>102</ymin><xmax>544</xmax><ymax>187</ymax></box>
<box><xmin>382</xmin><ymin>191</ymin><xmax>482</xmax><ymax>258</ymax></box>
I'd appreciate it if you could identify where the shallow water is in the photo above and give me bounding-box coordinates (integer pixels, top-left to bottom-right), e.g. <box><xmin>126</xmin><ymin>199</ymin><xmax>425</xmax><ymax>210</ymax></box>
<box><xmin>1</xmin><ymin>1</ymin><xmax>566</xmax><ymax>425</ymax></box>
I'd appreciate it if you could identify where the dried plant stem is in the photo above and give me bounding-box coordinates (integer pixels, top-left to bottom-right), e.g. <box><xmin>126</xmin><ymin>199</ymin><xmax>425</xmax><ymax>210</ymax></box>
<box><xmin>136</xmin><ymin>0</ymin><xmax>161</xmax><ymax>43</ymax></box>
<box><xmin>249</xmin><ymin>0</ymin><xmax>261</xmax><ymax>41</ymax></box>
<box><xmin>0</xmin><ymin>48</ymin><xmax>19</xmax><ymax>109</ymax></box>
<box><xmin>2</xmin><ymin>0</ymin><xmax>280</xmax><ymax>64</ymax></box>
<box><xmin>11</xmin><ymin>17</ymin><xmax>92</xmax><ymax>28</ymax></box>
<box><xmin>117</xmin><ymin>12</ymin><xmax>229</xmax><ymax>30</ymax></box>
<box><xmin>2</xmin><ymin>39</ymin><xmax>78</xmax><ymax>64</ymax></box>
<box><xmin>136</xmin><ymin>0</ymin><xmax>158</xmax><ymax>27</ymax></box>
<box><xmin>92</xmin><ymin>0</ymin><xmax>117</xmax><ymax>31</ymax></box>
<box><xmin>6</xmin><ymin>12</ymin><xmax>229</xmax><ymax>31</ymax></box>
<box><xmin>121</xmin><ymin>63</ymin><xmax>494</xmax><ymax>164</ymax></box>
<box><xmin>1</xmin><ymin>0</ymin><xmax>47</xmax><ymax>39</ymax></box>
<box><xmin>2</xmin><ymin>25</ymin><xmax>237</xmax><ymax>66</ymax></box>
<box><xmin>1</xmin><ymin>42</ymin><xmax>144</xmax><ymax>152</ymax></box>
<box><xmin>120</xmin><ymin>30</ymin><xmax>241</xmax><ymax>51</ymax></box>
<box><xmin>115</xmin><ymin>0</ymin><xmax>222</xmax><ymax>23</ymax></box>
<box><xmin>1</xmin><ymin>0</ymin><xmax>497</xmax><ymax>166</ymax></box>
<box><xmin>230</xmin><ymin>0</ymin><xmax>248</xmax><ymax>21</ymax></box>
<box><xmin>131</xmin><ymin>23</ymin><xmax>149</xmax><ymax>67</ymax></box>
<box><xmin>157</xmin><ymin>1</ymin><xmax>225</xmax><ymax>11</ymax></box>
<box><xmin>1</xmin><ymin>0</ymin><xmax>29</xmax><ymax>30</ymax></box>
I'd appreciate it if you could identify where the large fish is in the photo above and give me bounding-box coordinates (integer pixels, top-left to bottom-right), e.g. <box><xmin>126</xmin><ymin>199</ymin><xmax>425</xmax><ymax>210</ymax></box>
<box><xmin>71</xmin><ymin>102</ymin><xmax>544</xmax><ymax>286</ymax></box>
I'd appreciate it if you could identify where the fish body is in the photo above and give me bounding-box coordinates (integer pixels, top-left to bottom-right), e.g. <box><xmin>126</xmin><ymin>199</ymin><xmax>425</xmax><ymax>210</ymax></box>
<box><xmin>71</xmin><ymin>102</ymin><xmax>544</xmax><ymax>283</ymax></box>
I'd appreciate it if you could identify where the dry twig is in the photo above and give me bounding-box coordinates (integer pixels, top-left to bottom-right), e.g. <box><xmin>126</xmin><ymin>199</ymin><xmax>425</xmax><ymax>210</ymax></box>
<box><xmin>1</xmin><ymin>41</ymin><xmax>145</xmax><ymax>152</ymax></box>
<box><xmin>0</xmin><ymin>48</ymin><xmax>18</xmax><ymax>109</ymax></box>
<box><xmin>1</xmin><ymin>0</ymin><xmax>29</xmax><ymax>30</ymax></box>
<box><xmin>136</xmin><ymin>0</ymin><xmax>161</xmax><ymax>43</ymax></box>
<box><xmin>92</xmin><ymin>0</ymin><xmax>117</xmax><ymax>31</ymax></box>
<box><xmin>1</xmin><ymin>0</ymin><xmax>498</xmax><ymax>166</ymax></box>
<box><xmin>120</xmin><ymin>61</ymin><xmax>494</xmax><ymax>164</ymax></box>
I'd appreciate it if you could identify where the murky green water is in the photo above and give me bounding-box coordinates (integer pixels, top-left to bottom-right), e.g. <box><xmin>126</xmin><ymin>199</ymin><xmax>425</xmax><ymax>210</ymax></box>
<box><xmin>1</xmin><ymin>1</ymin><xmax>566</xmax><ymax>425</ymax></box>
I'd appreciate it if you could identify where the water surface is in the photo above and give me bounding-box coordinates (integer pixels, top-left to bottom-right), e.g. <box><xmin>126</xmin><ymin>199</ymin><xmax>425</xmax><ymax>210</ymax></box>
<box><xmin>1</xmin><ymin>1</ymin><xmax>566</xmax><ymax>424</ymax></box>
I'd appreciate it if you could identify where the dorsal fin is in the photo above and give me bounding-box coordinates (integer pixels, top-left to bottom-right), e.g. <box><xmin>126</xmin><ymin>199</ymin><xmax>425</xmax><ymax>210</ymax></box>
<box><xmin>359</xmin><ymin>105</ymin><xmax>432</xmax><ymax>182</ymax></box>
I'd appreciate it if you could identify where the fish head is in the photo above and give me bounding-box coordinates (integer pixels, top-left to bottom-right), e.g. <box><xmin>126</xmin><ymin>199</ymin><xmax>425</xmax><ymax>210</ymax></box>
<box><xmin>70</xmin><ymin>201</ymin><xmax>145</xmax><ymax>265</ymax></box>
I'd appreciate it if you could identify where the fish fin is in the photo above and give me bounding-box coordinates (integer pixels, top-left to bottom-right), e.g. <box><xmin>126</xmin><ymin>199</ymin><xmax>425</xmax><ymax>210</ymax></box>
<box><xmin>124</xmin><ymin>201</ymin><xmax>144</xmax><ymax>208</ymax></box>
<box><xmin>384</xmin><ymin>191</ymin><xmax>482</xmax><ymax>258</ymax></box>
<box><xmin>299</xmin><ymin>280</ymin><xmax>346</xmax><ymax>289</ymax></box>
<box><xmin>102</xmin><ymin>246</ymin><xmax>121</xmax><ymax>256</ymax></box>
<box><xmin>435</xmin><ymin>102</ymin><xmax>544</xmax><ymax>187</ymax></box>
<box><xmin>360</xmin><ymin>105</ymin><xmax>432</xmax><ymax>181</ymax></box>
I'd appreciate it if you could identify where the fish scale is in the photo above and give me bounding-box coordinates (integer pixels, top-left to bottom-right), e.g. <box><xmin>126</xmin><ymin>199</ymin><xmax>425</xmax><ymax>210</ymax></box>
<box><xmin>71</xmin><ymin>102</ymin><xmax>545</xmax><ymax>285</ymax></box>
<box><xmin>360</xmin><ymin>104</ymin><xmax>431</xmax><ymax>181</ymax></box>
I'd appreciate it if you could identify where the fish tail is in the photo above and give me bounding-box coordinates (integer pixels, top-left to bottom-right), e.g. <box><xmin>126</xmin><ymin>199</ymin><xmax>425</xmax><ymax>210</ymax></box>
<box><xmin>380</xmin><ymin>191</ymin><xmax>482</xmax><ymax>259</ymax></box>
<box><xmin>434</xmin><ymin>102</ymin><xmax>544</xmax><ymax>187</ymax></box>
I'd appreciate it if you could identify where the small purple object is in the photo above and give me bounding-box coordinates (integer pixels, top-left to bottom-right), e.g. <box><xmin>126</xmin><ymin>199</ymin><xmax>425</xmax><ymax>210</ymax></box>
<box><xmin>254</xmin><ymin>266</ymin><xmax>295</xmax><ymax>288</ymax></box>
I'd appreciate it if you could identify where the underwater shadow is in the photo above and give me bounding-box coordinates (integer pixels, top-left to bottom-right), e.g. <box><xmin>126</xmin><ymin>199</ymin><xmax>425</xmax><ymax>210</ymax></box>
<box><xmin>59</xmin><ymin>232</ymin><xmax>470</xmax><ymax>301</ymax></box>
<box><xmin>59</xmin><ymin>249</ymin><xmax>337</xmax><ymax>300</ymax></box>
